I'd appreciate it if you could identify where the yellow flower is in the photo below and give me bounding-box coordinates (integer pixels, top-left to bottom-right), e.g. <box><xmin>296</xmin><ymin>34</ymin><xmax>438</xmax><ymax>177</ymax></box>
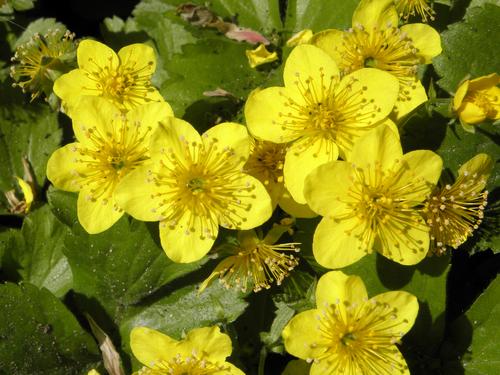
<box><xmin>304</xmin><ymin>125</ymin><xmax>442</xmax><ymax>268</ymax></box>
<box><xmin>130</xmin><ymin>326</ymin><xmax>244</xmax><ymax>375</ymax></box>
<box><xmin>10</xmin><ymin>28</ymin><xmax>76</xmax><ymax>101</ymax></box>
<box><xmin>423</xmin><ymin>153</ymin><xmax>493</xmax><ymax>255</ymax></box>
<box><xmin>115</xmin><ymin>118</ymin><xmax>272</xmax><ymax>263</ymax></box>
<box><xmin>245</xmin><ymin>44</ymin><xmax>399</xmax><ymax>204</ymax></box>
<box><xmin>282</xmin><ymin>271</ymin><xmax>418</xmax><ymax>375</ymax></box>
<box><xmin>395</xmin><ymin>0</ymin><xmax>435</xmax><ymax>22</ymax></box>
<box><xmin>453</xmin><ymin>73</ymin><xmax>500</xmax><ymax>131</ymax></box>
<box><xmin>286</xmin><ymin>29</ymin><xmax>313</xmax><ymax>47</ymax></box>
<box><xmin>246</xmin><ymin>44</ymin><xmax>278</xmax><ymax>68</ymax></box>
<box><xmin>87</xmin><ymin>370</ymin><xmax>100</xmax><ymax>375</ymax></box>
<box><xmin>312</xmin><ymin>0</ymin><xmax>441</xmax><ymax>119</ymax></box>
<box><xmin>53</xmin><ymin>40</ymin><xmax>164</xmax><ymax>113</ymax></box>
<box><xmin>199</xmin><ymin>225</ymin><xmax>300</xmax><ymax>293</ymax></box>
<box><xmin>46</xmin><ymin>96</ymin><xmax>173</xmax><ymax>234</ymax></box>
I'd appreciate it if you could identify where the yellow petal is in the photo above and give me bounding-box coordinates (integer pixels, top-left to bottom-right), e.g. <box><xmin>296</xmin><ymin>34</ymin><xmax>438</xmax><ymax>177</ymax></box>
<box><xmin>375</xmin><ymin>211</ymin><xmax>430</xmax><ymax>265</ymax></box>
<box><xmin>304</xmin><ymin>160</ymin><xmax>354</xmax><ymax>217</ymax></box>
<box><xmin>70</xmin><ymin>96</ymin><xmax>122</xmax><ymax>147</ymax></box>
<box><xmin>226</xmin><ymin>363</ymin><xmax>246</xmax><ymax>375</ymax></box>
<box><xmin>315</xmin><ymin>270</ymin><xmax>368</xmax><ymax>308</ymax></box>
<box><xmin>453</xmin><ymin>79</ymin><xmax>469</xmax><ymax>111</ymax></box>
<box><xmin>282</xmin><ymin>309</ymin><xmax>324</xmax><ymax>360</ymax></box>
<box><xmin>369</xmin><ymin>291</ymin><xmax>419</xmax><ymax>335</ymax></box>
<box><xmin>278</xmin><ymin>188</ymin><xmax>317</xmax><ymax>218</ymax></box>
<box><xmin>458</xmin><ymin>153</ymin><xmax>494</xmax><ymax>186</ymax></box>
<box><xmin>286</xmin><ymin>29</ymin><xmax>314</xmax><ymax>47</ymax></box>
<box><xmin>459</xmin><ymin>101</ymin><xmax>487</xmax><ymax>124</ymax></box>
<box><xmin>16</xmin><ymin>177</ymin><xmax>33</xmax><ymax>212</ymax></box>
<box><xmin>181</xmin><ymin>326</ymin><xmax>232</xmax><ymax>362</ymax></box>
<box><xmin>281</xmin><ymin>359</ymin><xmax>310</xmax><ymax>375</ymax></box>
<box><xmin>46</xmin><ymin>143</ymin><xmax>91</xmax><ymax>192</ymax></box>
<box><xmin>401</xmin><ymin>23</ymin><xmax>442</xmax><ymax>64</ymax></box>
<box><xmin>150</xmin><ymin>117</ymin><xmax>202</xmax><ymax>167</ymax></box>
<box><xmin>222</xmin><ymin>174</ymin><xmax>272</xmax><ymax>230</ymax></box>
<box><xmin>53</xmin><ymin>69</ymin><xmax>97</xmax><ymax>112</ymax></box>
<box><xmin>352</xmin><ymin>0</ymin><xmax>398</xmax><ymax>30</ymax></box>
<box><xmin>87</xmin><ymin>370</ymin><xmax>100</xmax><ymax>375</ymax></box>
<box><xmin>130</xmin><ymin>326</ymin><xmax>178</xmax><ymax>366</ymax></box>
<box><xmin>284</xmin><ymin>136</ymin><xmax>339</xmax><ymax>204</ymax></box>
<box><xmin>77</xmin><ymin>188</ymin><xmax>123</xmax><ymax>234</ymax></box>
<box><xmin>313</xmin><ymin>216</ymin><xmax>371</xmax><ymax>269</ymax></box>
<box><xmin>397</xmin><ymin>149</ymin><xmax>443</xmax><ymax>200</ymax></box>
<box><xmin>114</xmin><ymin>164</ymin><xmax>161</xmax><ymax>222</ymax></box>
<box><xmin>202</xmin><ymin>122</ymin><xmax>250</xmax><ymax>170</ymax></box>
<box><xmin>126</xmin><ymin>101</ymin><xmax>174</xmax><ymax>141</ymax></box>
<box><xmin>118</xmin><ymin>43</ymin><xmax>157</xmax><ymax>77</ymax></box>
<box><xmin>245</xmin><ymin>87</ymin><xmax>299</xmax><ymax>143</ymax></box>
<box><xmin>77</xmin><ymin>39</ymin><xmax>119</xmax><ymax>74</ymax></box>
<box><xmin>159</xmin><ymin>212</ymin><xmax>217</xmax><ymax>263</ymax></box>
<box><xmin>393</xmin><ymin>79</ymin><xmax>428</xmax><ymax>120</ymax></box>
<box><xmin>350</xmin><ymin>125</ymin><xmax>402</xmax><ymax>175</ymax></box>
<box><xmin>246</xmin><ymin>44</ymin><xmax>278</xmax><ymax>68</ymax></box>
<box><xmin>310</xmin><ymin>29</ymin><xmax>344</xmax><ymax>65</ymax></box>
<box><xmin>283</xmin><ymin>45</ymin><xmax>340</xmax><ymax>102</ymax></box>
<box><xmin>469</xmin><ymin>73</ymin><xmax>500</xmax><ymax>91</ymax></box>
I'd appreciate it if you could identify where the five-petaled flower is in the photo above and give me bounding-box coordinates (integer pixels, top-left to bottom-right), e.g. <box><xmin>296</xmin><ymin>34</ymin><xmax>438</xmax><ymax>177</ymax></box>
<box><xmin>423</xmin><ymin>153</ymin><xmax>493</xmax><ymax>255</ymax></box>
<box><xmin>115</xmin><ymin>118</ymin><xmax>272</xmax><ymax>263</ymax></box>
<box><xmin>304</xmin><ymin>125</ymin><xmax>442</xmax><ymax>268</ymax></box>
<box><xmin>47</xmin><ymin>96</ymin><xmax>173</xmax><ymax>234</ymax></box>
<box><xmin>130</xmin><ymin>326</ymin><xmax>244</xmax><ymax>375</ymax></box>
<box><xmin>282</xmin><ymin>271</ymin><xmax>418</xmax><ymax>375</ymax></box>
<box><xmin>54</xmin><ymin>40</ymin><xmax>164</xmax><ymax>113</ymax></box>
<box><xmin>245</xmin><ymin>44</ymin><xmax>399</xmax><ymax>204</ymax></box>
<box><xmin>453</xmin><ymin>73</ymin><xmax>500</xmax><ymax>132</ymax></box>
<box><xmin>312</xmin><ymin>0</ymin><xmax>441</xmax><ymax>119</ymax></box>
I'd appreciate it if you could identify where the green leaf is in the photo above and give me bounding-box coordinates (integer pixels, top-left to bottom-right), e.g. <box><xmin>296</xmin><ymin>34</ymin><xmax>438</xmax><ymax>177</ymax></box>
<box><xmin>0</xmin><ymin>102</ymin><xmax>62</xmax><ymax>196</ymax></box>
<box><xmin>47</xmin><ymin>186</ymin><xmax>79</xmax><ymax>227</ymax></box>
<box><xmin>0</xmin><ymin>282</ymin><xmax>100</xmax><ymax>374</ymax></box>
<box><xmin>8</xmin><ymin>205</ymin><xmax>73</xmax><ymax>297</ymax></box>
<box><xmin>14</xmin><ymin>18</ymin><xmax>66</xmax><ymax>48</ymax></box>
<box><xmin>63</xmin><ymin>217</ymin><xmax>207</xmax><ymax>323</ymax></box>
<box><xmin>119</xmin><ymin>282</ymin><xmax>248</xmax><ymax>353</ymax></box>
<box><xmin>284</xmin><ymin>0</ymin><xmax>359</xmax><ymax>36</ymax></box>
<box><xmin>436</xmin><ymin>123</ymin><xmax>499</xmax><ymax>190</ymax></box>
<box><xmin>209</xmin><ymin>0</ymin><xmax>282</xmax><ymax>33</ymax></box>
<box><xmin>433</xmin><ymin>4</ymin><xmax>500</xmax><ymax>93</ymax></box>
<box><xmin>260</xmin><ymin>301</ymin><xmax>295</xmax><ymax>353</ymax></box>
<box><xmin>446</xmin><ymin>277</ymin><xmax>500</xmax><ymax>374</ymax></box>
<box><xmin>10</xmin><ymin>0</ymin><xmax>36</xmax><ymax>11</ymax></box>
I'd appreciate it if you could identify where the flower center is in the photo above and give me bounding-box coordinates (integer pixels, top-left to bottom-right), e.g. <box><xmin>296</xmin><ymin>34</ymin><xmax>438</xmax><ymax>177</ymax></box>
<box><xmin>465</xmin><ymin>91</ymin><xmax>498</xmax><ymax>118</ymax></box>
<box><xmin>244</xmin><ymin>139</ymin><xmax>285</xmax><ymax>187</ymax></box>
<box><xmin>71</xmin><ymin>117</ymin><xmax>151</xmax><ymax>204</ymax></box>
<box><xmin>84</xmin><ymin>56</ymin><xmax>156</xmax><ymax>108</ymax></box>
<box><xmin>308</xmin><ymin>299</ymin><xmax>408</xmax><ymax>374</ymax></box>
<box><xmin>339</xmin><ymin>25</ymin><xmax>420</xmax><ymax>99</ymax></box>
<box><xmin>278</xmin><ymin>70</ymin><xmax>381</xmax><ymax>155</ymax></box>
<box><xmin>138</xmin><ymin>354</ymin><xmax>230</xmax><ymax>375</ymax></box>
<box><xmin>151</xmin><ymin>136</ymin><xmax>256</xmax><ymax>240</ymax></box>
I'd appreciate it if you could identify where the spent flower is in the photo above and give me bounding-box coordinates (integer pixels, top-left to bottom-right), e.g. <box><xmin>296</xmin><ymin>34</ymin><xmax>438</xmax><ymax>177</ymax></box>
<box><xmin>423</xmin><ymin>153</ymin><xmax>493</xmax><ymax>255</ymax></box>
<box><xmin>304</xmin><ymin>125</ymin><xmax>442</xmax><ymax>268</ymax></box>
<box><xmin>46</xmin><ymin>96</ymin><xmax>173</xmax><ymax>233</ymax></box>
<box><xmin>245</xmin><ymin>44</ymin><xmax>399</xmax><ymax>204</ymax></box>
<box><xmin>282</xmin><ymin>271</ymin><xmax>418</xmax><ymax>375</ymax></box>
<box><xmin>199</xmin><ymin>224</ymin><xmax>300</xmax><ymax>293</ymax></box>
<box><xmin>130</xmin><ymin>326</ymin><xmax>244</xmax><ymax>375</ymax></box>
<box><xmin>312</xmin><ymin>0</ymin><xmax>441</xmax><ymax>118</ymax></box>
<box><xmin>54</xmin><ymin>40</ymin><xmax>164</xmax><ymax>113</ymax></box>
<box><xmin>10</xmin><ymin>28</ymin><xmax>76</xmax><ymax>101</ymax></box>
<box><xmin>115</xmin><ymin>118</ymin><xmax>272</xmax><ymax>263</ymax></box>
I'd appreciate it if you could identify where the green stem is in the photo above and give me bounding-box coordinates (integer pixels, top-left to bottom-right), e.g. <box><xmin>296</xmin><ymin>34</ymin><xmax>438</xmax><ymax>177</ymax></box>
<box><xmin>258</xmin><ymin>346</ymin><xmax>267</xmax><ymax>375</ymax></box>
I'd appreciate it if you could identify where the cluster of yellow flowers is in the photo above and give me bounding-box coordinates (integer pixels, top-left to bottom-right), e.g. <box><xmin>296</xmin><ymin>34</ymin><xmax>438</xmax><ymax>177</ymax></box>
<box><xmin>37</xmin><ymin>0</ymin><xmax>497</xmax><ymax>374</ymax></box>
